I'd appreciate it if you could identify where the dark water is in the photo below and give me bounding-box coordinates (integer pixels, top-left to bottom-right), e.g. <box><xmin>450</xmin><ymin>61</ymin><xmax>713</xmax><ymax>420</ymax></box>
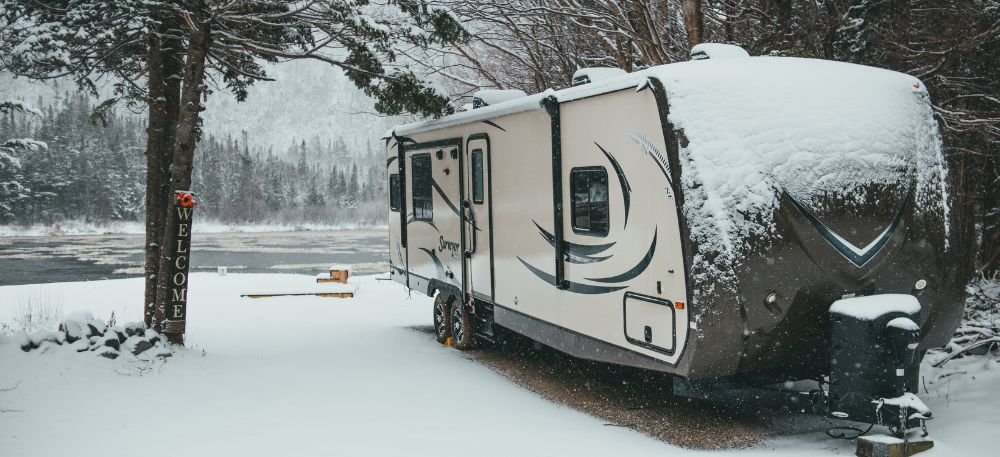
<box><xmin>0</xmin><ymin>230</ymin><xmax>389</xmax><ymax>286</ymax></box>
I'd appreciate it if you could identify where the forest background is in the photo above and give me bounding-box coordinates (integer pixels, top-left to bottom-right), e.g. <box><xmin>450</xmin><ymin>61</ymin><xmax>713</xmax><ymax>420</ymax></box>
<box><xmin>1</xmin><ymin>0</ymin><xmax>996</xmax><ymax>281</ymax></box>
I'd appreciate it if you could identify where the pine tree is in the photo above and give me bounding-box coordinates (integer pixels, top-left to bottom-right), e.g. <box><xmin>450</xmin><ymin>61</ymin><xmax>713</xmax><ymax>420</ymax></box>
<box><xmin>327</xmin><ymin>165</ymin><xmax>340</xmax><ymax>196</ymax></box>
<box><xmin>0</xmin><ymin>101</ymin><xmax>45</xmax><ymax>221</ymax></box>
<box><xmin>306</xmin><ymin>176</ymin><xmax>325</xmax><ymax>207</ymax></box>
<box><xmin>297</xmin><ymin>140</ymin><xmax>309</xmax><ymax>178</ymax></box>
<box><xmin>348</xmin><ymin>163</ymin><xmax>359</xmax><ymax>200</ymax></box>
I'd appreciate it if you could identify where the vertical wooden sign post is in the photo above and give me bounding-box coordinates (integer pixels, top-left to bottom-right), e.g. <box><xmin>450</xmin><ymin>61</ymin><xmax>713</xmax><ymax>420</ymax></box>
<box><xmin>164</xmin><ymin>190</ymin><xmax>196</xmax><ymax>344</ymax></box>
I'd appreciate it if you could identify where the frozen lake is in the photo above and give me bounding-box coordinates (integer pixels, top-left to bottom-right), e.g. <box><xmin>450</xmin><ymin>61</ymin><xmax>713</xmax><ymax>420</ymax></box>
<box><xmin>0</xmin><ymin>230</ymin><xmax>388</xmax><ymax>286</ymax></box>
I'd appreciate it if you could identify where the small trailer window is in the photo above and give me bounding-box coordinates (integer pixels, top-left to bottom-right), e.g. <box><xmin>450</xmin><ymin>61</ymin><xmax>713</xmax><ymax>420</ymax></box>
<box><xmin>412</xmin><ymin>154</ymin><xmax>433</xmax><ymax>220</ymax></box>
<box><xmin>570</xmin><ymin>167</ymin><xmax>609</xmax><ymax>236</ymax></box>
<box><xmin>471</xmin><ymin>149</ymin><xmax>484</xmax><ymax>204</ymax></box>
<box><xmin>389</xmin><ymin>174</ymin><xmax>400</xmax><ymax>212</ymax></box>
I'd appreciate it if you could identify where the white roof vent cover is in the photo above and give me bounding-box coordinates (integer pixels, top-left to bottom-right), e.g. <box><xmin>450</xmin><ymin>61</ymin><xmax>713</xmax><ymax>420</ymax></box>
<box><xmin>571</xmin><ymin>68</ymin><xmax>627</xmax><ymax>86</ymax></box>
<box><xmin>690</xmin><ymin>43</ymin><xmax>751</xmax><ymax>61</ymax></box>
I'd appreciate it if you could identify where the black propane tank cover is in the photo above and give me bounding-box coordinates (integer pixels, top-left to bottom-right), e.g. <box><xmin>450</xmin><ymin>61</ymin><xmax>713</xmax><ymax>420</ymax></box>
<box><xmin>828</xmin><ymin>294</ymin><xmax>922</xmax><ymax>425</ymax></box>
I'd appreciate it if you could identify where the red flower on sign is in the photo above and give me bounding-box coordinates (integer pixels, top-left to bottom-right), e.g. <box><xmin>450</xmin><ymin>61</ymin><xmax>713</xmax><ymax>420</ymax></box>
<box><xmin>175</xmin><ymin>191</ymin><xmax>197</xmax><ymax>208</ymax></box>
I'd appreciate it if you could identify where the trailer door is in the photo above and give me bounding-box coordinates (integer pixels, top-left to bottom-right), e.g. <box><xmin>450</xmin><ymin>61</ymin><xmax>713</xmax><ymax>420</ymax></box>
<box><xmin>463</xmin><ymin>135</ymin><xmax>494</xmax><ymax>301</ymax></box>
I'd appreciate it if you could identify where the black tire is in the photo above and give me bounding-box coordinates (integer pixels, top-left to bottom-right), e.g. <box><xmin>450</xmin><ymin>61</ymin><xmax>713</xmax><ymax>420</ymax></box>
<box><xmin>451</xmin><ymin>300</ymin><xmax>475</xmax><ymax>350</ymax></box>
<box><xmin>433</xmin><ymin>293</ymin><xmax>452</xmax><ymax>345</ymax></box>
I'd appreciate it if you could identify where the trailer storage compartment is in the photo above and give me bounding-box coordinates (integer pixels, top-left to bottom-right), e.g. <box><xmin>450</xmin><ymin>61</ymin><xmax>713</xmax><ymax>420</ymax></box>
<box><xmin>623</xmin><ymin>292</ymin><xmax>677</xmax><ymax>355</ymax></box>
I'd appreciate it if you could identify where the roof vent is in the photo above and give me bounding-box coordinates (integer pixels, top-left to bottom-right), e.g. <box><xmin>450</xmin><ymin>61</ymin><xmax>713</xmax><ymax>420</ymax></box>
<box><xmin>571</xmin><ymin>68</ymin><xmax>627</xmax><ymax>86</ymax></box>
<box><xmin>690</xmin><ymin>43</ymin><xmax>750</xmax><ymax>61</ymax></box>
<box><xmin>472</xmin><ymin>89</ymin><xmax>527</xmax><ymax>108</ymax></box>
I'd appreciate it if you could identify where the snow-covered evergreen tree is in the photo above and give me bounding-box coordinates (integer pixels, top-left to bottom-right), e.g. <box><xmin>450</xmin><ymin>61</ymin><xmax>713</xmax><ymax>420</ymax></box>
<box><xmin>0</xmin><ymin>100</ymin><xmax>45</xmax><ymax>222</ymax></box>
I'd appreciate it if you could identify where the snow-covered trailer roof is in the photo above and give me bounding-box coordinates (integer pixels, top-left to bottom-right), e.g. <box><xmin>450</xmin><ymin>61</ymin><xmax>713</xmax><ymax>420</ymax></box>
<box><xmin>393</xmin><ymin>57</ymin><xmax>948</xmax><ymax>264</ymax></box>
<box><xmin>640</xmin><ymin>58</ymin><xmax>947</xmax><ymax>267</ymax></box>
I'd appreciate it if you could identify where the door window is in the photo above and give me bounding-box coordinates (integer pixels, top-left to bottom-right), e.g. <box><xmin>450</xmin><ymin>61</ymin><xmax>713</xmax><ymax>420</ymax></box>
<box><xmin>411</xmin><ymin>154</ymin><xmax>433</xmax><ymax>220</ymax></box>
<box><xmin>389</xmin><ymin>174</ymin><xmax>400</xmax><ymax>212</ymax></box>
<box><xmin>471</xmin><ymin>149</ymin><xmax>484</xmax><ymax>204</ymax></box>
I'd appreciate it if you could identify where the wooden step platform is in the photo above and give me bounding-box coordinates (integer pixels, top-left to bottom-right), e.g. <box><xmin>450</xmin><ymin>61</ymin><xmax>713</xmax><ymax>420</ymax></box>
<box><xmin>856</xmin><ymin>435</ymin><xmax>933</xmax><ymax>457</ymax></box>
<box><xmin>242</xmin><ymin>266</ymin><xmax>356</xmax><ymax>299</ymax></box>
<box><xmin>316</xmin><ymin>266</ymin><xmax>350</xmax><ymax>284</ymax></box>
<box><xmin>242</xmin><ymin>291</ymin><xmax>354</xmax><ymax>299</ymax></box>
<box><xmin>241</xmin><ymin>284</ymin><xmax>357</xmax><ymax>299</ymax></box>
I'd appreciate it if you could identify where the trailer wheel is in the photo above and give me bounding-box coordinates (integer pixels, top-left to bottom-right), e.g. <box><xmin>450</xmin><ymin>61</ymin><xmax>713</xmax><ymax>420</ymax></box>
<box><xmin>433</xmin><ymin>293</ymin><xmax>452</xmax><ymax>344</ymax></box>
<box><xmin>451</xmin><ymin>300</ymin><xmax>475</xmax><ymax>350</ymax></box>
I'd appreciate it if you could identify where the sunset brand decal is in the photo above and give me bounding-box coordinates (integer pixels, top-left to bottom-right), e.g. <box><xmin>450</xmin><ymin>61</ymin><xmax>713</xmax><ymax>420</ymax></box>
<box><xmin>392</xmin><ymin>133</ymin><xmax>416</xmax><ymax>145</ymax></box>
<box><xmin>785</xmin><ymin>188</ymin><xmax>910</xmax><ymax>267</ymax></box>
<box><xmin>517</xmin><ymin>257</ymin><xmax>628</xmax><ymax>294</ymax></box>
<box><xmin>595</xmin><ymin>142</ymin><xmax>632</xmax><ymax>229</ymax></box>
<box><xmin>628</xmin><ymin>129</ymin><xmax>672</xmax><ymax>185</ymax></box>
<box><xmin>481</xmin><ymin>119</ymin><xmax>506</xmax><ymax>132</ymax></box>
<box><xmin>533</xmin><ymin>221</ymin><xmax>614</xmax><ymax>264</ymax></box>
<box><xmin>520</xmin><ymin>224</ymin><xmax>658</xmax><ymax>293</ymax></box>
<box><xmin>418</xmin><ymin>247</ymin><xmax>449</xmax><ymax>280</ymax></box>
<box><xmin>586</xmin><ymin>229</ymin><xmax>656</xmax><ymax>283</ymax></box>
<box><xmin>431</xmin><ymin>179</ymin><xmax>460</xmax><ymax>216</ymax></box>
<box><xmin>438</xmin><ymin>236</ymin><xmax>460</xmax><ymax>259</ymax></box>
<box><xmin>407</xmin><ymin>213</ymin><xmax>439</xmax><ymax>233</ymax></box>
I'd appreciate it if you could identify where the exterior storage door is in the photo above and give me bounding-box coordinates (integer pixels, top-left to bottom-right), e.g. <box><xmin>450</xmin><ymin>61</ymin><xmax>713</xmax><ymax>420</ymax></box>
<box><xmin>623</xmin><ymin>292</ymin><xmax>676</xmax><ymax>355</ymax></box>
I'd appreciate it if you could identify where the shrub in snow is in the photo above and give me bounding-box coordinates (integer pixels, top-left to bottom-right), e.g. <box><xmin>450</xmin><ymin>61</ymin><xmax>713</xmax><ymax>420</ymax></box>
<box><xmin>2</xmin><ymin>313</ymin><xmax>171</xmax><ymax>361</ymax></box>
<box><xmin>12</xmin><ymin>287</ymin><xmax>64</xmax><ymax>334</ymax></box>
<box><xmin>944</xmin><ymin>276</ymin><xmax>1000</xmax><ymax>356</ymax></box>
<box><xmin>964</xmin><ymin>276</ymin><xmax>1000</xmax><ymax>333</ymax></box>
<box><xmin>928</xmin><ymin>276</ymin><xmax>1000</xmax><ymax>366</ymax></box>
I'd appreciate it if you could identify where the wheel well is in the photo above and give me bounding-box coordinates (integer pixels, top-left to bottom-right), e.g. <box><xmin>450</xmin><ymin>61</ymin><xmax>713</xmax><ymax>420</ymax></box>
<box><xmin>427</xmin><ymin>279</ymin><xmax>461</xmax><ymax>302</ymax></box>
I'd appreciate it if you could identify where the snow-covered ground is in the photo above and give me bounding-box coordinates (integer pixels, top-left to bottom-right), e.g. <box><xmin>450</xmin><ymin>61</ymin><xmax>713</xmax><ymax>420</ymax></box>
<box><xmin>0</xmin><ymin>220</ymin><xmax>387</xmax><ymax>237</ymax></box>
<box><xmin>0</xmin><ymin>274</ymin><xmax>996</xmax><ymax>456</ymax></box>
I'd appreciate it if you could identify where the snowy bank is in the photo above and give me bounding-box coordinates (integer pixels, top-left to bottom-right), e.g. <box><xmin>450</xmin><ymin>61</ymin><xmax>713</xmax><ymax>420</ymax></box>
<box><xmin>0</xmin><ymin>274</ymin><xmax>997</xmax><ymax>456</ymax></box>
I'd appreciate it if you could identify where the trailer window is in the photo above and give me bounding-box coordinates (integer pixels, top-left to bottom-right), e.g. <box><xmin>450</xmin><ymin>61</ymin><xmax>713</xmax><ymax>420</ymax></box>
<box><xmin>471</xmin><ymin>149</ymin><xmax>484</xmax><ymax>204</ymax></box>
<box><xmin>571</xmin><ymin>167</ymin><xmax>609</xmax><ymax>236</ymax></box>
<box><xmin>411</xmin><ymin>154</ymin><xmax>433</xmax><ymax>220</ymax></box>
<box><xmin>389</xmin><ymin>174</ymin><xmax>400</xmax><ymax>212</ymax></box>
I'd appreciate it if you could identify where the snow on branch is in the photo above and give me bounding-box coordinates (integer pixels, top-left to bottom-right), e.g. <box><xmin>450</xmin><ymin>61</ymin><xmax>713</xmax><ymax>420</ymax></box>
<box><xmin>0</xmin><ymin>100</ymin><xmax>44</xmax><ymax>118</ymax></box>
<box><xmin>2</xmin><ymin>139</ymin><xmax>48</xmax><ymax>151</ymax></box>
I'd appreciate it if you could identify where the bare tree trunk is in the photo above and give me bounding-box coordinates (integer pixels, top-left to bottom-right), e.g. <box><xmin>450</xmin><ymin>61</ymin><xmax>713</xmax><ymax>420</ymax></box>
<box><xmin>682</xmin><ymin>0</ymin><xmax>703</xmax><ymax>50</ymax></box>
<box><xmin>982</xmin><ymin>160</ymin><xmax>1000</xmax><ymax>273</ymax></box>
<box><xmin>144</xmin><ymin>17</ymin><xmax>183</xmax><ymax>328</ymax></box>
<box><xmin>949</xmin><ymin>135</ymin><xmax>978</xmax><ymax>290</ymax></box>
<box><xmin>890</xmin><ymin>0</ymin><xmax>912</xmax><ymax>71</ymax></box>
<box><xmin>773</xmin><ymin>0</ymin><xmax>792</xmax><ymax>43</ymax></box>
<box><xmin>154</xmin><ymin>3</ymin><xmax>213</xmax><ymax>344</ymax></box>
<box><xmin>723</xmin><ymin>0</ymin><xmax>736</xmax><ymax>43</ymax></box>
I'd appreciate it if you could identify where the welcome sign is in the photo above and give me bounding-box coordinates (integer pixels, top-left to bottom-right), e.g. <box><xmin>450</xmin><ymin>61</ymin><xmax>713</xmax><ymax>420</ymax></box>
<box><xmin>163</xmin><ymin>190</ymin><xmax>196</xmax><ymax>342</ymax></box>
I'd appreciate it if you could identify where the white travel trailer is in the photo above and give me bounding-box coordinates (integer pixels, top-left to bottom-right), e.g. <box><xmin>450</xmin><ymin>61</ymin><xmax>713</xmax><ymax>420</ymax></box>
<box><xmin>386</xmin><ymin>46</ymin><xmax>960</xmax><ymax>432</ymax></box>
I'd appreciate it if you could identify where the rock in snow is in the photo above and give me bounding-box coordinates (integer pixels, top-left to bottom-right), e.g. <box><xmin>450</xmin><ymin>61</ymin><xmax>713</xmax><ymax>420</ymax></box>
<box><xmin>61</xmin><ymin>319</ymin><xmax>85</xmax><ymax>343</ymax></box>
<box><xmin>8</xmin><ymin>312</ymin><xmax>167</xmax><ymax>358</ymax></box>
